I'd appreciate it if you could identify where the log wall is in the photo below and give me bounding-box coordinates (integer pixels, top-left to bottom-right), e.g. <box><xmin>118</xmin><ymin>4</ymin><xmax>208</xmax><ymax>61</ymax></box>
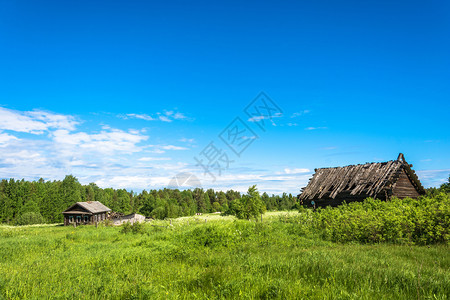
<box><xmin>392</xmin><ymin>169</ymin><xmax>420</xmax><ymax>199</ymax></box>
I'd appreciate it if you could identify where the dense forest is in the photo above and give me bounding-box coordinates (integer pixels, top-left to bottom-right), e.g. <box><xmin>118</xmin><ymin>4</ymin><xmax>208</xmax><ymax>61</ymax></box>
<box><xmin>0</xmin><ymin>175</ymin><xmax>298</xmax><ymax>224</ymax></box>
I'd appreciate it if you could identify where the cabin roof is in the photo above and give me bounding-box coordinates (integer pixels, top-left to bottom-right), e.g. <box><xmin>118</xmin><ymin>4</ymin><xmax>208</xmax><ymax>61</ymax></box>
<box><xmin>299</xmin><ymin>153</ymin><xmax>425</xmax><ymax>200</ymax></box>
<box><xmin>62</xmin><ymin>201</ymin><xmax>111</xmax><ymax>214</ymax></box>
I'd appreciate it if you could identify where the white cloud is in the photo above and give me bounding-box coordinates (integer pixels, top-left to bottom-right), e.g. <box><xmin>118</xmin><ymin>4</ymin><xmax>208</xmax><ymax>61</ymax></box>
<box><xmin>248</xmin><ymin>116</ymin><xmax>266</xmax><ymax>122</ymax></box>
<box><xmin>27</xmin><ymin>110</ymin><xmax>78</xmax><ymax>131</ymax></box>
<box><xmin>0</xmin><ymin>107</ymin><xmax>78</xmax><ymax>134</ymax></box>
<box><xmin>305</xmin><ymin>126</ymin><xmax>327</xmax><ymax>130</ymax></box>
<box><xmin>0</xmin><ymin>132</ymin><xmax>19</xmax><ymax>147</ymax></box>
<box><xmin>241</xmin><ymin>135</ymin><xmax>258</xmax><ymax>140</ymax></box>
<box><xmin>160</xmin><ymin>145</ymin><xmax>188</xmax><ymax>150</ymax></box>
<box><xmin>145</xmin><ymin>144</ymin><xmax>189</xmax><ymax>154</ymax></box>
<box><xmin>248</xmin><ymin>112</ymin><xmax>283</xmax><ymax>123</ymax></box>
<box><xmin>0</xmin><ymin>107</ymin><xmax>318</xmax><ymax>194</ymax></box>
<box><xmin>158</xmin><ymin>115</ymin><xmax>172</xmax><ymax>122</ymax></box>
<box><xmin>122</xmin><ymin>110</ymin><xmax>189</xmax><ymax>123</ymax></box>
<box><xmin>148</xmin><ymin>144</ymin><xmax>188</xmax><ymax>151</ymax></box>
<box><xmin>139</xmin><ymin>157</ymin><xmax>172</xmax><ymax>161</ymax></box>
<box><xmin>193</xmin><ymin>170</ymin><xmax>313</xmax><ymax>195</ymax></box>
<box><xmin>416</xmin><ymin>169</ymin><xmax>450</xmax><ymax>187</ymax></box>
<box><xmin>283</xmin><ymin>168</ymin><xmax>310</xmax><ymax>174</ymax></box>
<box><xmin>150</xmin><ymin>148</ymin><xmax>166</xmax><ymax>154</ymax></box>
<box><xmin>124</xmin><ymin>113</ymin><xmax>154</xmax><ymax>121</ymax></box>
<box><xmin>0</xmin><ymin>107</ymin><xmax>196</xmax><ymax>190</ymax></box>
<box><xmin>2</xmin><ymin>150</ymin><xmax>46</xmax><ymax>164</ymax></box>
<box><xmin>173</xmin><ymin>112</ymin><xmax>187</xmax><ymax>120</ymax></box>
<box><xmin>128</xmin><ymin>129</ymin><xmax>141</xmax><ymax>135</ymax></box>
<box><xmin>95</xmin><ymin>176</ymin><xmax>167</xmax><ymax>190</ymax></box>
<box><xmin>180</xmin><ymin>138</ymin><xmax>195</xmax><ymax>143</ymax></box>
<box><xmin>152</xmin><ymin>162</ymin><xmax>189</xmax><ymax>171</ymax></box>
<box><xmin>291</xmin><ymin>110</ymin><xmax>310</xmax><ymax>118</ymax></box>
<box><xmin>52</xmin><ymin>128</ymin><xmax>148</xmax><ymax>155</ymax></box>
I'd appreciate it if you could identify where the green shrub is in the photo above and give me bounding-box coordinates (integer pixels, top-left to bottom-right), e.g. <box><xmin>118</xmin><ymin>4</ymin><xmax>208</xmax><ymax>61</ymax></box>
<box><xmin>306</xmin><ymin>194</ymin><xmax>450</xmax><ymax>245</ymax></box>
<box><xmin>15</xmin><ymin>212</ymin><xmax>45</xmax><ymax>226</ymax></box>
<box><xmin>223</xmin><ymin>185</ymin><xmax>265</xmax><ymax>220</ymax></box>
<box><xmin>150</xmin><ymin>206</ymin><xmax>166</xmax><ymax>219</ymax></box>
<box><xmin>120</xmin><ymin>222</ymin><xmax>146</xmax><ymax>234</ymax></box>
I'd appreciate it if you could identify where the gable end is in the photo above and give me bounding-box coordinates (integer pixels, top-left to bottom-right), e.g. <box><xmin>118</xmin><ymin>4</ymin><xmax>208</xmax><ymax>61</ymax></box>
<box><xmin>391</xmin><ymin>168</ymin><xmax>421</xmax><ymax>199</ymax></box>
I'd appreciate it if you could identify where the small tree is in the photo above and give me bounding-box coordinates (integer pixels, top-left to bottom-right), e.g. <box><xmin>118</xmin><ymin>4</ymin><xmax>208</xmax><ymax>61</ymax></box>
<box><xmin>440</xmin><ymin>175</ymin><xmax>450</xmax><ymax>194</ymax></box>
<box><xmin>234</xmin><ymin>185</ymin><xmax>265</xmax><ymax>220</ymax></box>
<box><xmin>15</xmin><ymin>212</ymin><xmax>45</xmax><ymax>226</ymax></box>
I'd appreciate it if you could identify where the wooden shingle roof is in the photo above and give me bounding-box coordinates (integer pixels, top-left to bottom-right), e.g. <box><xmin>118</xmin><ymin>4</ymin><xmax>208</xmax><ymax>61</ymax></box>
<box><xmin>63</xmin><ymin>201</ymin><xmax>111</xmax><ymax>214</ymax></box>
<box><xmin>299</xmin><ymin>153</ymin><xmax>425</xmax><ymax>201</ymax></box>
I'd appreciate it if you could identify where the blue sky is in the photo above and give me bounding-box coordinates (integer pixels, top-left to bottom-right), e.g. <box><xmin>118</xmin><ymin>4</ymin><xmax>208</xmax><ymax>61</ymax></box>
<box><xmin>0</xmin><ymin>0</ymin><xmax>449</xmax><ymax>194</ymax></box>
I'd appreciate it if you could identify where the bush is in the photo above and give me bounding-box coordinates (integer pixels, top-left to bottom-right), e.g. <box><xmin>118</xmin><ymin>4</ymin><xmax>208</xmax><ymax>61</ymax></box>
<box><xmin>15</xmin><ymin>212</ymin><xmax>45</xmax><ymax>226</ymax></box>
<box><xmin>121</xmin><ymin>222</ymin><xmax>146</xmax><ymax>234</ymax></box>
<box><xmin>223</xmin><ymin>185</ymin><xmax>265</xmax><ymax>220</ymax></box>
<box><xmin>150</xmin><ymin>206</ymin><xmax>166</xmax><ymax>220</ymax></box>
<box><xmin>302</xmin><ymin>194</ymin><xmax>449</xmax><ymax>245</ymax></box>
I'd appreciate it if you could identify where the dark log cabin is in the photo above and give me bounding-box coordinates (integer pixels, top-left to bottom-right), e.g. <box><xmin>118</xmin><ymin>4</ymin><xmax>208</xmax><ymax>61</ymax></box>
<box><xmin>299</xmin><ymin>153</ymin><xmax>425</xmax><ymax>207</ymax></box>
<box><xmin>62</xmin><ymin>201</ymin><xmax>111</xmax><ymax>226</ymax></box>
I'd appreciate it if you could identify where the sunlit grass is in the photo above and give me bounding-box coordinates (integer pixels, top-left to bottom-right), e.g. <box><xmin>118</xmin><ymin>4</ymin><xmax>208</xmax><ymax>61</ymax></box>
<box><xmin>0</xmin><ymin>213</ymin><xmax>448</xmax><ymax>299</ymax></box>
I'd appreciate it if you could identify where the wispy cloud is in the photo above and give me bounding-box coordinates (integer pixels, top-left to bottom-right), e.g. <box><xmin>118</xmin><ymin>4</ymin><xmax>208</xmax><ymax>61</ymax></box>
<box><xmin>305</xmin><ymin>126</ymin><xmax>327</xmax><ymax>130</ymax></box>
<box><xmin>241</xmin><ymin>135</ymin><xmax>258</xmax><ymax>140</ymax></box>
<box><xmin>283</xmin><ymin>168</ymin><xmax>310</xmax><ymax>174</ymax></box>
<box><xmin>173</xmin><ymin>112</ymin><xmax>187</xmax><ymax>120</ymax></box>
<box><xmin>120</xmin><ymin>110</ymin><xmax>190</xmax><ymax>123</ymax></box>
<box><xmin>161</xmin><ymin>145</ymin><xmax>188</xmax><ymax>150</ymax></box>
<box><xmin>138</xmin><ymin>157</ymin><xmax>172</xmax><ymax>162</ymax></box>
<box><xmin>0</xmin><ymin>107</ymin><xmax>78</xmax><ymax>134</ymax></box>
<box><xmin>0</xmin><ymin>107</ymin><xmax>313</xmax><ymax>194</ymax></box>
<box><xmin>179</xmin><ymin>138</ymin><xmax>195</xmax><ymax>143</ymax></box>
<box><xmin>158</xmin><ymin>115</ymin><xmax>172</xmax><ymax>122</ymax></box>
<box><xmin>248</xmin><ymin>112</ymin><xmax>282</xmax><ymax>123</ymax></box>
<box><xmin>124</xmin><ymin>113</ymin><xmax>155</xmax><ymax>121</ymax></box>
<box><xmin>0</xmin><ymin>132</ymin><xmax>19</xmax><ymax>147</ymax></box>
<box><xmin>290</xmin><ymin>110</ymin><xmax>310</xmax><ymax>118</ymax></box>
<box><xmin>194</xmin><ymin>168</ymin><xmax>313</xmax><ymax>195</ymax></box>
<box><xmin>147</xmin><ymin>144</ymin><xmax>189</xmax><ymax>153</ymax></box>
<box><xmin>416</xmin><ymin>169</ymin><xmax>450</xmax><ymax>187</ymax></box>
<box><xmin>51</xmin><ymin>128</ymin><xmax>148</xmax><ymax>155</ymax></box>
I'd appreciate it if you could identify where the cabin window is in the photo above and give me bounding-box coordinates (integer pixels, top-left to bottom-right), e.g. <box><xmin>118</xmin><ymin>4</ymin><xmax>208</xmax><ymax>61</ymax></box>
<box><xmin>76</xmin><ymin>216</ymin><xmax>81</xmax><ymax>222</ymax></box>
<box><xmin>84</xmin><ymin>216</ymin><xmax>88</xmax><ymax>222</ymax></box>
<box><xmin>69</xmin><ymin>216</ymin><xmax>73</xmax><ymax>223</ymax></box>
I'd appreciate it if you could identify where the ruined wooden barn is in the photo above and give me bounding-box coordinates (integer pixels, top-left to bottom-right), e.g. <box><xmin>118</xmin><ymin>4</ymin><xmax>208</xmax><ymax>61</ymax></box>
<box><xmin>112</xmin><ymin>213</ymin><xmax>146</xmax><ymax>225</ymax></box>
<box><xmin>299</xmin><ymin>153</ymin><xmax>425</xmax><ymax>207</ymax></box>
<box><xmin>62</xmin><ymin>201</ymin><xmax>111</xmax><ymax>226</ymax></box>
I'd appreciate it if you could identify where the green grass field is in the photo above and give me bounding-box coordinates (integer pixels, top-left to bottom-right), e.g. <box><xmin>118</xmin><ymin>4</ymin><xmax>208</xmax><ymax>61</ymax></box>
<box><xmin>0</xmin><ymin>212</ymin><xmax>448</xmax><ymax>299</ymax></box>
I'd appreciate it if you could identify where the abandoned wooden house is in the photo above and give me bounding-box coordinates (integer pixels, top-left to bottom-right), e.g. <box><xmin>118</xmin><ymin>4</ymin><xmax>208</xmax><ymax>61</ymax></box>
<box><xmin>299</xmin><ymin>153</ymin><xmax>425</xmax><ymax>207</ymax></box>
<box><xmin>62</xmin><ymin>201</ymin><xmax>111</xmax><ymax>226</ymax></box>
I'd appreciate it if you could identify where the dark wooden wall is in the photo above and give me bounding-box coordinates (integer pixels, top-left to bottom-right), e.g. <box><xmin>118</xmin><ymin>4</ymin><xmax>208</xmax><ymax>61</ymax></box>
<box><xmin>310</xmin><ymin>190</ymin><xmax>388</xmax><ymax>207</ymax></box>
<box><xmin>392</xmin><ymin>169</ymin><xmax>420</xmax><ymax>199</ymax></box>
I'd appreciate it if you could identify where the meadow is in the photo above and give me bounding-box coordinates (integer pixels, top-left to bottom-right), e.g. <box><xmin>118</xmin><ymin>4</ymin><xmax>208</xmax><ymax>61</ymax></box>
<box><xmin>0</xmin><ymin>211</ymin><xmax>448</xmax><ymax>299</ymax></box>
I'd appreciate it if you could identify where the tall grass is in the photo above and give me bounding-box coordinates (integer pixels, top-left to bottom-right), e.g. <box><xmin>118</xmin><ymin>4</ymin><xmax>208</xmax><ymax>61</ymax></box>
<box><xmin>0</xmin><ymin>214</ymin><xmax>448</xmax><ymax>299</ymax></box>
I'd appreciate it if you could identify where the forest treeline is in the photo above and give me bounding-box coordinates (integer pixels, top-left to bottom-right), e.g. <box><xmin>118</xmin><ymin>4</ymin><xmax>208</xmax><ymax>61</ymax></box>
<box><xmin>0</xmin><ymin>175</ymin><xmax>299</xmax><ymax>225</ymax></box>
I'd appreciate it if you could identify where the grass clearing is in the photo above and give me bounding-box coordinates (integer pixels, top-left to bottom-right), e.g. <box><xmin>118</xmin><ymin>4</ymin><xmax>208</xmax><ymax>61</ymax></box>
<box><xmin>0</xmin><ymin>212</ymin><xmax>448</xmax><ymax>299</ymax></box>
